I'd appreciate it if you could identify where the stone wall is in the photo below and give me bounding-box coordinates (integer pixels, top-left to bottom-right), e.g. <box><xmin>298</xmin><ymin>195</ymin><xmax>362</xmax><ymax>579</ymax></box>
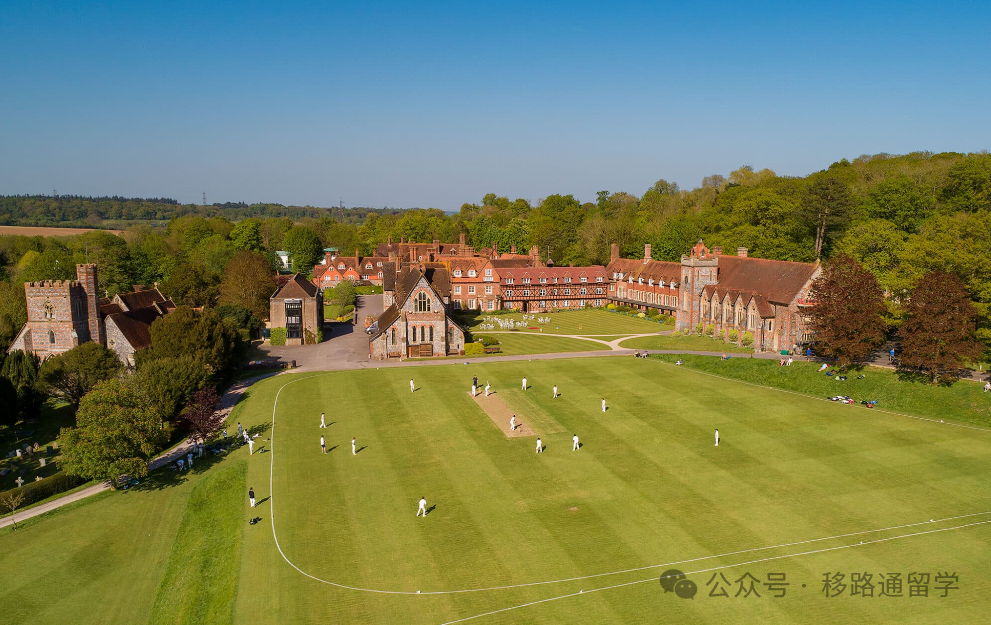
<box><xmin>105</xmin><ymin>317</ymin><xmax>137</xmax><ymax>366</ymax></box>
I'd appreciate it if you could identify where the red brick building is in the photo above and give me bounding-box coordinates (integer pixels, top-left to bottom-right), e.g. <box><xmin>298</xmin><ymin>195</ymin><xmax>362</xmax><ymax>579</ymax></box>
<box><xmin>500</xmin><ymin>265</ymin><xmax>609</xmax><ymax>312</ymax></box>
<box><xmin>312</xmin><ymin>250</ymin><xmax>390</xmax><ymax>288</ymax></box>
<box><xmin>606</xmin><ymin>243</ymin><xmax>682</xmax><ymax>316</ymax></box>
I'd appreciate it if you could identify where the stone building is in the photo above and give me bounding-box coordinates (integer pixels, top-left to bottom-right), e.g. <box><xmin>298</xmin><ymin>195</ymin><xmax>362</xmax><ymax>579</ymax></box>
<box><xmin>7</xmin><ymin>263</ymin><xmax>174</xmax><ymax>364</ymax></box>
<box><xmin>370</xmin><ymin>265</ymin><xmax>465</xmax><ymax>359</ymax></box>
<box><xmin>676</xmin><ymin>241</ymin><xmax>820</xmax><ymax>352</ymax></box>
<box><xmin>269</xmin><ymin>273</ymin><xmax>323</xmax><ymax>346</ymax></box>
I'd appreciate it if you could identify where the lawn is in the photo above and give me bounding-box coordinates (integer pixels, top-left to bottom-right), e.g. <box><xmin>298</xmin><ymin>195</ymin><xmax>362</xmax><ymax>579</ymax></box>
<box><xmin>621</xmin><ymin>333</ymin><xmax>754</xmax><ymax>354</ymax></box>
<box><xmin>471</xmin><ymin>333</ymin><xmax>611</xmax><ymax>356</ymax></box>
<box><xmin>3</xmin><ymin>358</ymin><xmax>991</xmax><ymax>625</ymax></box>
<box><xmin>464</xmin><ymin>309</ymin><xmax>668</xmax><ymax>336</ymax></box>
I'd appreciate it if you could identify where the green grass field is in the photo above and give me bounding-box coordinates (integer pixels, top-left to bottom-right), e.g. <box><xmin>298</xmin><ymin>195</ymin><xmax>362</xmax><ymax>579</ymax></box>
<box><xmin>3</xmin><ymin>357</ymin><xmax>991</xmax><ymax>624</ymax></box>
<box><xmin>465</xmin><ymin>309</ymin><xmax>668</xmax><ymax>336</ymax></box>
<box><xmin>620</xmin><ymin>333</ymin><xmax>754</xmax><ymax>353</ymax></box>
<box><xmin>471</xmin><ymin>333</ymin><xmax>612</xmax><ymax>356</ymax></box>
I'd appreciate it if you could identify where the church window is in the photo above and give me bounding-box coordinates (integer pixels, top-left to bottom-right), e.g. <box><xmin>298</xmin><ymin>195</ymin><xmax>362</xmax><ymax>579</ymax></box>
<box><xmin>420</xmin><ymin>326</ymin><xmax>426</xmax><ymax>342</ymax></box>
<box><xmin>44</xmin><ymin>301</ymin><xmax>55</xmax><ymax>320</ymax></box>
<box><xmin>48</xmin><ymin>330</ymin><xmax>55</xmax><ymax>344</ymax></box>
<box><xmin>415</xmin><ymin>292</ymin><xmax>431</xmax><ymax>312</ymax></box>
<box><xmin>429</xmin><ymin>326</ymin><xmax>434</xmax><ymax>342</ymax></box>
<box><xmin>391</xmin><ymin>328</ymin><xmax>396</xmax><ymax>344</ymax></box>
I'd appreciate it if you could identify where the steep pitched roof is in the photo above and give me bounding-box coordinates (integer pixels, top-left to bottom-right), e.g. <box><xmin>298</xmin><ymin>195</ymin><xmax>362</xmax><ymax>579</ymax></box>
<box><xmin>272</xmin><ymin>273</ymin><xmax>317</xmax><ymax>299</ymax></box>
<box><xmin>369</xmin><ymin>303</ymin><xmax>400</xmax><ymax>340</ymax></box>
<box><xmin>714</xmin><ymin>256</ymin><xmax>818</xmax><ymax>306</ymax></box>
<box><xmin>114</xmin><ymin>287</ymin><xmax>168</xmax><ymax>312</ymax></box>
<box><xmin>382</xmin><ymin>262</ymin><xmax>397</xmax><ymax>292</ymax></box>
<box><xmin>607</xmin><ymin>257</ymin><xmax>682</xmax><ymax>284</ymax></box>
<box><xmin>106</xmin><ymin>306</ymin><xmax>164</xmax><ymax>351</ymax></box>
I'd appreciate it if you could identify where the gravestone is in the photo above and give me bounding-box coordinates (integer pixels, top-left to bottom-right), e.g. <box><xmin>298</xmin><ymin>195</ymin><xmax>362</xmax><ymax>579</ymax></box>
<box><xmin>46</xmin><ymin>446</ymin><xmax>54</xmax><ymax>455</ymax></box>
<box><xmin>15</xmin><ymin>449</ymin><xmax>22</xmax><ymax>458</ymax></box>
<box><xmin>0</xmin><ymin>468</ymin><xmax>9</xmax><ymax>477</ymax></box>
<box><xmin>32</xmin><ymin>443</ymin><xmax>40</xmax><ymax>452</ymax></box>
<box><xmin>14</xmin><ymin>477</ymin><xmax>24</xmax><ymax>488</ymax></box>
<box><xmin>35</xmin><ymin>476</ymin><xmax>42</xmax><ymax>482</ymax></box>
<box><xmin>39</xmin><ymin>458</ymin><xmax>46</xmax><ymax>468</ymax></box>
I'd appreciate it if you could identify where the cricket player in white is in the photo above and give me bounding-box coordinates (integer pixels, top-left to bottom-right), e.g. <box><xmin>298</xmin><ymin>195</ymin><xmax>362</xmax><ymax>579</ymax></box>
<box><xmin>535</xmin><ymin>438</ymin><xmax>542</xmax><ymax>453</ymax></box>
<box><xmin>715</xmin><ymin>428</ymin><xmax>719</xmax><ymax>447</ymax></box>
<box><xmin>510</xmin><ymin>415</ymin><xmax>516</xmax><ymax>431</ymax></box>
<box><xmin>601</xmin><ymin>398</ymin><xmax>606</xmax><ymax>412</ymax></box>
<box><xmin>552</xmin><ymin>385</ymin><xmax>557</xmax><ymax>399</ymax></box>
<box><xmin>572</xmin><ymin>434</ymin><xmax>580</xmax><ymax>451</ymax></box>
<box><xmin>484</xmin><ymin>383</ymin><xmax>490</xmax><ymax>397</ymax></box>
<box><xmin>417</xmin><ymin>497</ymin><xmax>428</xmax><ymax>517</ymax></box>
<box><xmin>522</xmin><ymin>376</ymin><xmax>527</xmax><ymax>390</ymax></box>
<box><xmin>247</xmin><ymin>438</ymin><xmax>254</xmax><ymax>454</ymax></box>
<box><xmin>320</xmin><ymin>413</ymin><xmax>326</xmax><ymax>428</ymax></box>
<box><xmin>471</xmin><ymin>384</ymin><xmax>477</xmax><ymax>397</ymax></box>
<box><xmin>352</xmin><ymin>437</ymin><xmax>356</xmax><ymax>455</ymax></box>
<box><xmin>410</xmin><ymin>379</ymin><xmax>415</xmax><ymax>393</ymax></box>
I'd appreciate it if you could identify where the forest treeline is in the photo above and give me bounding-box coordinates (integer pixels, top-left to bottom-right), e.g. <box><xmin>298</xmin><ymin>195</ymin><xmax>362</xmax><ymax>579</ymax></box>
<box><xmin>1</xmin><ymin>151</ymin><xmax>990</xmax><ymax>353</ymax></box>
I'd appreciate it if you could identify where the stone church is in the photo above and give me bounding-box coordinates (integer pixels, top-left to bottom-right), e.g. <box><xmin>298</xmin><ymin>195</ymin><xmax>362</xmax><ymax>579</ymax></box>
<box><xmin>7</xmin><ymin>263</ymin><xmax>175</xmax><ymax>365</ymax></box>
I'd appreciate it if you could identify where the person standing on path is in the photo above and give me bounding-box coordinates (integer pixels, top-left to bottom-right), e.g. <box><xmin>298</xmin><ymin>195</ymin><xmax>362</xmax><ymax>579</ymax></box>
<box><xmin>715</xmin><ymin>428</ymin><xmax>720</xmax><ymax>447</ymax></box>
<box><xmin>485</xmin><ymin>382</ymin><xmax>491</xmax><ymax>397</ymax></box>
<box><xmin>522</xmin><ymin>376</ymin><xmax>527</xmax><ymax>391</ymax></box>
<box><xmin>410</xmin><ymin>379</ymin><xmax>415</xmax><ymax>393</ymax></box>
<box><xmin>535</xmin><ymin>438</ymin><xmax>543</xmax><ymax>453</ymax></box>
<box><xmin>572</xmin><ymin>434</ymin><xmax>580</xmax><ymax>451</ymax></box>
<box><xmin>321</xmin><ymin>435</ymin><xmax>326</xmax><ymax>454</ymax></box>
<box><xmin>471</xmin><ymin>383</ymin><xmax>477</xmax><ymax>397</ymax></box>
<box><xmin>552</xmin><ymin>385</ymin><xmax>558</xmax><ymax>399</ymax></box>
<box><xmin>237</xmin><ymin>422</ymin><xmax>243</xmax><ymax>438</ymax></box>
<box><xmin>417</xmin><ymin>496</ymin><xmax>428</xmax><ymax>517</ymax></box>
<box><xmin>320</xmin><ymin>413</ymin><xmax>327</xmax><ymax>428</ymax></box>
<box><xmin>187</xmin><ymin>451</ymin><xmax>194</xmax><ymax>468</ymax></box>
<box><xmin>889</xmin><ymin>348</ymin><xmax>895</xmax><ymax>363</ymax></box>
<box><xmin>249</xmin><ymin>487</ymin><xmax>255</xmax><ymax>508</ymax></box>
<box><xmin>510</xmin><ymin>415</ymin><xmax>516</xmax><ymax>431</ymax></box>
<box><xmin>352</xmin><ymin>437</ymin><xmax>357</xmax><ymax>455</ymax></box>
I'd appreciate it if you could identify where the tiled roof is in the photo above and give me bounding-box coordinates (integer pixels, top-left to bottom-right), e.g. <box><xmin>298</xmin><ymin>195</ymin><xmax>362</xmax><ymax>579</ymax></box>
<box><xmin>116</xmin><ymin>287</ymin><xmax>167</xmax><ymax>312</ymax></box>
<box><xmin>272</xmin><ymin>274</ymin><xmax>318</xmax><ymax>299</ymax></box>
<box><xmin>369</xmin><ymin>304</ymin><xmax>400</xmax><ymax>339</ymax></box>
<box><xmin>106</xmin><ymin>307</ymin><xmax>164</xmax><ymax>351</ymax></box>
<box><xmin>714</xmin><ymin>256</ymin><xmax>818</xmax><ymax>306</ymax></box>
<box><xmin>382</xmin><ymin>262</ymin><xmax>397</xmax><ymax>291</ymax></box>
<box><xmin>607</xmin><ymin>258</ymin><xmax>681</xmax><ymax>284</ymax></box>
<box><xmin>500</xmin><ymin>265</ymin><xmax>607</xmax><ymax>282</ymax></box>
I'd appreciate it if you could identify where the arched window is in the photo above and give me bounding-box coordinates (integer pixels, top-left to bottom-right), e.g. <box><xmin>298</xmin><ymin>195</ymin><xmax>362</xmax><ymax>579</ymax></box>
<box><xmin>429</xmin><ymin>326</ymin><xmax>434</xmax><ymax>342</ymax></box>
<box><xmin>73</xmin><ymin>299</ymin><xmax>83</xmax><ymax>319</ymax></box>
<box><xmin>415</xmin><ymin>291</ymin><xmax>431</xmax><ymax>312</ymax></box>
<box><xmin>48</xmin><ymin>330</ymin><xmax>55</xmax><ymax>344</ymax></box>
<box><xmin>391</xmin><ymin>328</ymin><xmax>396</xmax><ymax>345</ymax></box>
<box><xmin>43</xmin><ymin>301</ymin><xmax>55</xmax><ymax>320</ymax></box>
<box><xmin>410</xmin><ymin>325</ymin><xmax>416</xmax><ymax>343</ymax></box>
<box><xmin>420</xmin><ymin>326</ymin><xmax>426</xmax><ymax>342</ymax></box>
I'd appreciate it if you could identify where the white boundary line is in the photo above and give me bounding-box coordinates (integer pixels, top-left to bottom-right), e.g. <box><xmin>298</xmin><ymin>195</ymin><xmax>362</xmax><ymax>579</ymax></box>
<box><xmin>266</xmin><ymin>371</ymin><xmax>991</xmax><ymax>601</ymax></box>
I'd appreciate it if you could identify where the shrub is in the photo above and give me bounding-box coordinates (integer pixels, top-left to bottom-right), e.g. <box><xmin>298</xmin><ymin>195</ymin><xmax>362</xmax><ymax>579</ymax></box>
<box><xmin>716</xmin><ymin>329</ymin><xmax>724</xmax><ymax>340</ymax></box>
<box><xmin>303</xmin><ymin>328</ymin><xmax>318</xmax><ymax>345</ymax></box>
<box><xmin>270</xmin><ymin>327</ymin><xmax>287</xmax><ymax>346</ymax></box>
<box><xmin>694</xmin><ymin>323</ymin><xmax>704</xmax><ymax>336</ymax></box>
<box><xmin>475</xmin><ymin>335</ymin><xmax>499</xmax><ymax>347</ymax></box>
<box><xmin>637</xmin><ymin>312</ymin><xmax>646</xmax><ymax>318</ymax></box>
<box><xmin>606</xmin><ymin>303</ymin><xmax>616</xmax><ymax>310</ymax></box>
<box><xmin>343</xmin><ymin>304</ymin><xmax>355</xmax><ymax>314</ymax></box>
<box><xmin>463</xmin><ymin>342</ymin><xmax>485</xmax><ymax>355</ymax></box>
<box><xmin>670</xmin><ymin>330</ymin><xmax>683</xmax><ymax>337</ymax></box>
<box><xmin>742</xmin><ymin>331</ymin><xmax>754</xmax><ymax>347</ymax></box>
<box><xmin>728</xmin><ymin>328</ymin><xmax>739</xmax><ymax>342</ymax></box>
<box><xmin>705</xmin><ymin>324</ymin><xmax>715</xmax><ymax>337</ymax></box>
<box><xmin>0</xmin><ymin>471</ymin><xmax>87</xmax><ymax>510</ymax></box>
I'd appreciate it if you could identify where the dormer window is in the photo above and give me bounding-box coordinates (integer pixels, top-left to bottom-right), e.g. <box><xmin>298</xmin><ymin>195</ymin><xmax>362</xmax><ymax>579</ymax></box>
<box><xmin>338</xmin><ymin>264</ymin><xmax>345</xmax><ymax>270</ymax></box>
<box><xmin>596</xmin><ymin>276</ymin><xmax>603</xmax><ymax>282</ymax></box>
<box><xmin>540</xmin><ymin>278</ymin><xmax>547</xmax><ymax>284</ymax></box>
<box><xmin>454</xmin><ymin>270</ymin><xmax>462</xmax><ymax>277</ymax></box>
<box><xmin>580</xmin><ymin>277</ymin><xmax>588</xmax><ymax>283</ymax></box>
<box><xmin>468</xmin><ymin>270</ymin><xmax>477</xmax><ymax>277</ymax></box>
<box><xmin>523</xmin><ymin>278</ymin><xmax>531</xmax><ymax>284</ymax></box>
<box><xmin>484</xmin><ymin>268</ymin><xmax>492</xmax><ymax>276</ymax></box>
<box><xmin>505</xmin><ymin>278</ymin><xmax>514</xmax><ymax>285</ymax></box>
<box><xmin>377</xmin><ymin>262</ymin><xmax>383</xmax><ymax>267</ymax></box>
<box><xmin>366</xmin><ymin>264</ymin><xmax>373</xmax><ymax>269</ymax></box>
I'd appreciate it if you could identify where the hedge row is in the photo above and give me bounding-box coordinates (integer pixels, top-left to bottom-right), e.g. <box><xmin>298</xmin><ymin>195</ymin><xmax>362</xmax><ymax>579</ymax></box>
<box><xmin>0</xmin><ymin>470</ymin><xmax>87</xmax><ymax>510</ymax></box>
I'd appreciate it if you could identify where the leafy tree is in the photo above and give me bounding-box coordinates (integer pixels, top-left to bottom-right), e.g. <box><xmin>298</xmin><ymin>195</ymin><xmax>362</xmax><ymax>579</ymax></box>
<box><xmin>0</xmin><ymin>350</ymin><xmax>40</xmax><ymax>422</ymax></box>
<box><xmin>38</xmin><ymin>342</ymin><xmax>123</xmax><ymax>408</ymax></box>
<box><xmin>215</xmin><ymin>304</ymin><xmax>264</xmax><ymax>339</ymax></box>
<box><xmin>229</xmin><ymin>218</ymin><xmax>264</xmax><ymax>252</ymax></box>
<box><xmin>180</xmin><ymin>386</ymin><xmax>224</xmax><ymax>445</ymax></box>
<box><xmin>219</xmin><ymin>250</ymin><xmax>276</xmax><ymax>320</ymax></box>
<box><xmin>801</xmin><ymin>176</ymin><xmax>854</xmax><ymax>258</ymax></box>
<box><xmin>941</xmin><ymin>154</ymin><xmax>991</xmax><ymax>212</ymax></box>
<box><xmin>835</xmin><ymin>219</ymin><xmax>905</xmax><ymax>290</ymax></box>
<box><xmin>0</xmin><ymin>374</ymin><xmax>18</xmax><ymax>426</ymax></box>
<box><xmin>861</xmin><ymin>175</ymin><xmax>930</xmax><ymax>232</ymax></box>
<box><xmin>19</xmin><ymin>248</ymin><xmax>76</xmax><ymax>282</ymax></box>
<box><xmin>0</xmin><ymin>490</ymin><xmax>26</xmax><ymax>529</ymax></box>
<box><xmin>133</xmin><ymin>355</ymin><xmax>209</xmax><ymax>423</ymax></box>
<box><xmin>806</xmin><ymin>254</ymin><xmax>887</xmax><ymax>366</ymax></box>
<box><xmin>139</xmin><ymin>306</ymin><xmax>244</xmax><ymax>376</ymax></box>
<box><xmin>160</xmin><ymin>262</ymin><xmax>220</xmax><ymax>307</ymax></box>
<box><xmin>329</xmin><ymin>280</ymin><xmax>356</xmax><ymax>308</ymax></box>
<box><xmin>282</xmin><ymin>225</ymin><xmax>323</xmax><ymax>270</ymax></box>
<box><xmin>0</xmin><ymin>281</ymin><xmax>27</xmax><ymax>352</ymax></box>
<box><xmin>58</xmin><ymin>379</ymin><xmax>168</xmax><ymax>485</ymax></box>
<box><xmin>898</xmin><ymin>272</ymin><xmax>982</xmax><ymax>383</ymax></box>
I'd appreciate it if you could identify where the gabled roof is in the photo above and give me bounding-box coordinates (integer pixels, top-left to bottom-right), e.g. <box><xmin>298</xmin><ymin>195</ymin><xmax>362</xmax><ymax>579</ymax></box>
<box><xmin>499</xmin><ymin>265</ymin><xmax>608</xmax><ymax>282</ymax></box>
<box><xmin>369</xmin><ymin>304</ymin><xmax>401</xmax><ymax>340</ymax></box>
<box><xmin>607</xmin><ymin>257</ymin><xmax>681</xmax><ymax>284</ymax></box>
<box><xmin>382</xmin><ymin>262</ymin><xmax>397</xmax><ymax>292</ymax></box>
<box><xmin>272</xmin><ymin>273</ymin><xmax>317</xmax><ymax>299</ymax></box>
<box><xmin>713</xmin><ymin>256</ymin><xmax>818</xmax><ymax>306</ymax></box>
<box><xmin>106</xmin><ymin>306</ymin><xmax>165</xmax><ymax>351</ymax></box>
<box><xmin>114</xmin><ymin>287</ymin><xmax>168</xmax><ymax>312</ymax></box>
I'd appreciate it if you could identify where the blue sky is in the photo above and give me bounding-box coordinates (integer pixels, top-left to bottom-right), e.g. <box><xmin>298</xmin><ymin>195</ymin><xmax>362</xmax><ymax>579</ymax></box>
<box><xmin>1</xmin><ymin>1</ymin><xmax>989</xmax><ymax>210</ymax></box>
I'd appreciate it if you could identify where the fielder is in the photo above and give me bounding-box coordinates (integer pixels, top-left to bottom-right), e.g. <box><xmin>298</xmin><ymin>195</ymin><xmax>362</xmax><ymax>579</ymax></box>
<box><xmin>522</xmin><ymin>376</ymin><xmax>527</xmax><ymax>390</ymax></box>
<box><xmin>247</xmin><ymin>438</ymin><xmax>254</xmax><ymax>454</ymax></box>
<box><xmin>535</xmin><ymin>437</ymin><xmax>543</xmax><ymax>453</ymax></box>
<box><xmin>352</xmin><ymin>437</ymin><xmax>357</xmax><ymax>455</ymax></box>
<box><xmin>320</xmin><ymin>413</ymin><xmax>327</xmax><ymax>428</ymax></box>
<box><xmin>552</xmin><ymin>385</ymin><xmax>558</xmax><ymax>399</ymax></box>
<box><xmin>410</xmin><ymin>379</ymin><xmax>415</xmax><ymax>393</ymax></box>
<box><xmin>572</xmin><ymin>434</ymin><xmax>580</xmax><ymax>451</ymax></box>
<box><xmin>416</xmin><ymin>496</ymin><xmax>428</xmax><ymax>517</ymax></box>
<box><xmin>601</xmin><ymin>398</ymin><xmax>606</xmax><ymax>412</ymax></box>
<box><xmin>715</xmin><ymin>428</ymin><xmax>720</xmax><ymax>447</ymax></box>
<box><xmin>484</xmin><ymin>382</ymin><xmax>491</xmax><ymax>397</ymax></box>
<box><xmin>321</xmin><ymin>435</ymin><xmax>326</xmax><ymax>454</ymax></box>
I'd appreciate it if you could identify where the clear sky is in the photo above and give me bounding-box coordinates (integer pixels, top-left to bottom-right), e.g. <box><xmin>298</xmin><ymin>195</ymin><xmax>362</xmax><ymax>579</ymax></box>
<box><xmin>1</xmin><ymin>1</ymin><xmax>989</xmax><ymax>210</ymax></box>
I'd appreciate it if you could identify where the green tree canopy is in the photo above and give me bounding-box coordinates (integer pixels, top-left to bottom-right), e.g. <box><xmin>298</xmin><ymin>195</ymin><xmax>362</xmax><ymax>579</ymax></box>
<box><xmin>219</xmin><ymin>250</ymin><xmax>276</xmax><ymax>320</ymax></box>
<box><xmin>281</xmin><ymin>225</ymin><xmax>323</xmax><ymax>270</ymax></box>
<box><xmin>38</xmin><ymin>342</ymin><xmax>123</xmax><ymax>408</ymax></box>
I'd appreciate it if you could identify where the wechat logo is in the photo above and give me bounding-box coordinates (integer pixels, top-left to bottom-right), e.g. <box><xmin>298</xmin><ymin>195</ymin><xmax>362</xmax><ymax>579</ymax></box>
<box><xmin>660</xmin><ymin>569</ymin><xmax>698</xmax><ymax>599</ymax></box>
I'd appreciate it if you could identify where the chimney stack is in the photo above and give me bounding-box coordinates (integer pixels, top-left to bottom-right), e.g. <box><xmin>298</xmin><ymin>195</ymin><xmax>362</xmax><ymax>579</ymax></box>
<box><xmin>459</xmin><ymin>232</ymin><xmax>466</xmax><ymax>246</ymax></box>
<box><xmin>611</xmin><ymin>243</ymin><xmax>619</xmax><ymax>260</ymax></box>
<box><xmin>737</xmin><ymin>247</ymin><xmax>748</xmax><ymax>258</ymax></box>
<box><xmin>713</xmin><ymin>246</ymin><xmax>722</xmax><ymax>255</ymax></box>
<box><xmin>388</xmin><ymin>235</ymin><xmax>392</xmax><ymax>245</ymax></box>
<box><xmin>511</xmin><ymin>244</ymin><xmax>517</xmax><ymax>254</ymax></box>
<box><xmin>643</xmin><ymin>243</ymin><xmax>652</xmax><ymax>263</ymax></box>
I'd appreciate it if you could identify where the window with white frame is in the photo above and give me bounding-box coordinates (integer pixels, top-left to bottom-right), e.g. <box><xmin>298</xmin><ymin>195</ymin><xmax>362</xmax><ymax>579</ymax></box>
<box><xmin>468</xmin><ymin>270</ymin><xmax>477</xmax><ymax>277</ymax></box>
<box><xmin>454</xmin><ymin>269</ymin><xmax>462</xmax><ymax>277</ymax></box>
<box><xmin>468</xmin><ymin>285</ymin><xmax>475</xmax><ymax>294</ymax></box>
<box><xmin>453</xmin><ymin>286</ymin><xmax>462</xmax><ymax>295</ymax></box>
<box><xmin>485</xmin><ymin>285</ymin><xmax>492</xmax><ymax>294</ymax></box>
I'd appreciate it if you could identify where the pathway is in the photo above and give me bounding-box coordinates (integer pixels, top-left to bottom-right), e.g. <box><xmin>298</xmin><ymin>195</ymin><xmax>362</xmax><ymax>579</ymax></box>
<box><xmin>0</xmin><ymin>371</ymin><xmax>280</xmax><ymax>529</ymax></box>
